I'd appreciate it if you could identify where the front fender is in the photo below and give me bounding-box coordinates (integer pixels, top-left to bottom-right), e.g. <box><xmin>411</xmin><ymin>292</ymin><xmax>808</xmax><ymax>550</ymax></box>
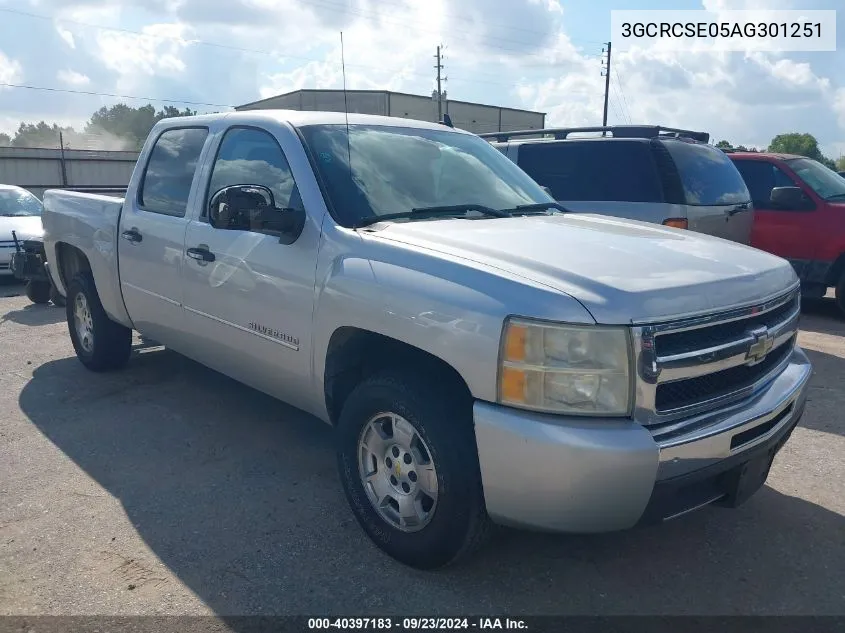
<box><xmin>311</xmin><ymin>225</ymin><xmax>596</xmax><ymax>419</ymax></box>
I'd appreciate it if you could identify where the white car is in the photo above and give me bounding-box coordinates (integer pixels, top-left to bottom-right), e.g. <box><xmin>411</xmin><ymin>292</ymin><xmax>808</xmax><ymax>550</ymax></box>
<box><xmin>1</xmin><ymin>184</ymin><xmax>44</xmax><ymax>276</ymax></box>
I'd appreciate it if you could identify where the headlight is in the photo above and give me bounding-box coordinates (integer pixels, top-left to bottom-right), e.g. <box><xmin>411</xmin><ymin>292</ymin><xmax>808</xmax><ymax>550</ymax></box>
<box><xmin>498</xmin><ymin>318</ymin><xmax>632</xmax><ymax>416</ymax></box>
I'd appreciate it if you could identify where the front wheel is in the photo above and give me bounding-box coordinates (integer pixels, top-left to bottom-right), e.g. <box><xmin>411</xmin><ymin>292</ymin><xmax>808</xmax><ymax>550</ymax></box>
<box><xmin>65</xmin><ymin>272</ymin><xmax>132</xmax><ymax>372</ymax></box>
<box><xmin>336</xmin><ymin>370</ymin><xmax>490</xmax><ymax>569</ymax></box>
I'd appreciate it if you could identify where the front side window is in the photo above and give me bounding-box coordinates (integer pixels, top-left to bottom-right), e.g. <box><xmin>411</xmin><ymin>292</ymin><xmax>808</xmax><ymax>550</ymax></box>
<box><xmin>298</xmin><ymin>124</ymin><xmax>549</xmax><ymax>227</ymax></box>
<box><xmin>785</xmin><ymin>158</ymin><xmax>845</xmax><ymax>201</ymax></box>
<box><xmin>206</xmin><ymin>127</ymin><xmax>302</xmax><ymax>216</ymax></box>
<box><xmin>0</xmin><ymin>189</ymin><xmax>42</xmax><ymax>216</ymax></box>
<box><xmin>663</xmin><ymin>140</ymin><xmax>751</xmax><ymax>206</ymax></box>
<box><xmin>733</xmin><ymin>160</ymin><xmax>796</xmax><ymax>209</ymax></box>
<box><xmin>139</xmin><ymin>127</ymin><xmax>209</xmax><ymax>217</ymax></box>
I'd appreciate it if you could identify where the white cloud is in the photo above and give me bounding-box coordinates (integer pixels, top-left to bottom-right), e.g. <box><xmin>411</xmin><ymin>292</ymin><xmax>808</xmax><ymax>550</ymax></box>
<box><xmin>57</xmin><ymin>69</ymin><xmax>90</xmax><ymax>86</ymax></box>
<box><xmin>0</xmin><ymin>50</ymin><xmax>23</xmax><ymax>87</ymax></box>
<box><xmin>95</xmin><ymin>23</ymin><xmax>190</xmax><ymax>84</ymax></box>
<box><xmin>835</xmin><ymin>89</ymin><xmax>845</xmax><ymax>129</ymax></box>
<box><xmin>56</xmin><ymin>25</ymin><xmax>76</xmax><ymax>49</ymax></box>
<box><xmin>2</xmin><ymin>0</ymin><xmax>843</xmax><ymax>159</ymax></box>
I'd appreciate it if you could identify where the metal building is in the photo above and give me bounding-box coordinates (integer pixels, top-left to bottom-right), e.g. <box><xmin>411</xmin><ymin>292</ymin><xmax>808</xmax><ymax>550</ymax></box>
<box><xmin>235</xmin><ymin>90</ymin><xmax>545</xmax><ymax>134</ymax></box>
<box><xmin>0</xmin><ymin>147</ymin><xmax>138</xmax><ymax>198</ymax></box>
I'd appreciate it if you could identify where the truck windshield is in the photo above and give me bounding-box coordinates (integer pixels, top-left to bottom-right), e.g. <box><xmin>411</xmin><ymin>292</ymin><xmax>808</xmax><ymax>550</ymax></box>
<box><xmin>298</xmin><ymin>124</ymin><xmax>551</xmax><ymax>227</ymax></box>
<box><xmin>784</xmin><ymin>157</ymin><xmax>845</xmax><ymax>201</ymax></box>
<box><xmin>0</xmin><ymin>189</ymin><xmax>42</xmax><ymax>216</ymax></box>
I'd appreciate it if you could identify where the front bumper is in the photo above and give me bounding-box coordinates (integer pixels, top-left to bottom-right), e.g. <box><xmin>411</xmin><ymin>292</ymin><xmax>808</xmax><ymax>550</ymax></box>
<box><xmin>473</xmin><ymin>346</ymin><xmax>812</xmax><ymax>533</ymax></box>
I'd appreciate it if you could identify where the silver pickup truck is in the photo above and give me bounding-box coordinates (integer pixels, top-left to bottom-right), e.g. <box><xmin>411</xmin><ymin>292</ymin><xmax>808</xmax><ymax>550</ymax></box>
<box><xmin>41</xmin><ymin>111</ymin><xmax>811</xmax><ymax>569</ymax></box>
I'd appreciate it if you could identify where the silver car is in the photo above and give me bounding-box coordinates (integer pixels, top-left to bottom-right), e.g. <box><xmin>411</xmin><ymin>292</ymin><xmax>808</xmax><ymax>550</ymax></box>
<box><xmin>482</xmin><ymin>125</ymin><xmax>754</xmax><ymax>244</ymax></box>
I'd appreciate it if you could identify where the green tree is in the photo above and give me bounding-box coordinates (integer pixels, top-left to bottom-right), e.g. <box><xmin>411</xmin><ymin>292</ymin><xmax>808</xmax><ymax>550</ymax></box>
<box><xmin>836</xmin><ymin>156</ymin><xmax>845</xmax><ymax>172</ymax></box>
<box><xmin>0</xmin><ymin>132</ymin><xmax>10</xmax><ymax>146</ymax></box>
<box><xmin>11</xmin><ymin>121</ymin><xmax>75</xmax><ymax>148</ymax></box>
<box><xmin>86</xmin><ymin>103</ymin><xmax>196</xmax><ymax>149</ymax></box>
<box><xmin>715</xmin><ymin>139</ymin><xmax>732</xmax><ymax>149</ymax></box>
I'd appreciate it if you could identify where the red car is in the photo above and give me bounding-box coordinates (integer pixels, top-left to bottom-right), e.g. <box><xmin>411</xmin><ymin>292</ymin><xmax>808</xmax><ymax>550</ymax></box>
<box><xmin>729</xmin><ymin>152</ymin><xmax>845</xmax><ymax>315</ymax></box>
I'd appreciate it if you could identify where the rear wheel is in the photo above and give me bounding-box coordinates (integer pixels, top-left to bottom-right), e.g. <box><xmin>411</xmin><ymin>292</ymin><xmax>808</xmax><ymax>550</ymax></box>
<box><xmin>25</xmin><ymin>280</ymin><xmax>51</xmax><ymax>304</ymax></box>
<box><xmin>336</xmin><ymin>370</ymin><xmax>490</xmax><ymax>569</ymax></box>
<box><xmin>65</xmin><ymin>272</ymin><xmax>132</xmax><ymax>372</ymax></box>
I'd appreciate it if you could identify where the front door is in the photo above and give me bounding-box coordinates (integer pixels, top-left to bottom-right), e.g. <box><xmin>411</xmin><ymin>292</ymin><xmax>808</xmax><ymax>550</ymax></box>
<box><xmin>732</xmin><ymin>159</ymin><xmax>817</xmax><ymax>261</ymax></box>
<box><xmin>180</xmin><ymin>125</ymin><xmax>322</xmax><ymax>413</ymax></box>
<box><xmin>117</xmin><ymin>126</ymin><xmax>210</xmax><ymax>344</ymax></box>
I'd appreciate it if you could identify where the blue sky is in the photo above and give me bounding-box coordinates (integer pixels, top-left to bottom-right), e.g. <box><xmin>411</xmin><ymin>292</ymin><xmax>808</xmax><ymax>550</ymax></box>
<box><xmin>0</xmin><ymin>0</ymin><xmax>843</xmax><ymax>157</ymax></box>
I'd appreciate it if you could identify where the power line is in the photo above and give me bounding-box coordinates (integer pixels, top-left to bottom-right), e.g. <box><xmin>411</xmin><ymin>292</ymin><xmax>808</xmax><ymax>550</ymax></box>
<box><xmin>613</xmin><ymin>66</ymin><xmax>634</xmax><ymax>124</ymax></box>
<box><xmin>0</xmin><ymin>82</ymin><xmax>234</xmax><ymax>108</ymax></box>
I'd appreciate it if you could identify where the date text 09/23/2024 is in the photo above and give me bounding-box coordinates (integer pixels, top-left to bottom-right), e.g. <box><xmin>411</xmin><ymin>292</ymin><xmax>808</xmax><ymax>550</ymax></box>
<box><xmin>307</xmin><ymin>618</ymin><xmax>528</xmax><ymax>630</ymax></box>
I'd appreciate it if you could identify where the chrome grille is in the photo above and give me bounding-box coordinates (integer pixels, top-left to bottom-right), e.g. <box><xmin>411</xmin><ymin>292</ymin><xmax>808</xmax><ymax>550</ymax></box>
<box><xmin>633</xmin><ymin>286</ymin><xmax>800</xmax><ymax>427</ymax></box>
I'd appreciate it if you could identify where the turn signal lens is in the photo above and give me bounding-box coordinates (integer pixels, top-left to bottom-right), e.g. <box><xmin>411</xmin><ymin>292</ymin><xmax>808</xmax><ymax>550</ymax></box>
<box><xmin>498</xmin><ymin>318</ymin><xmax>632</xmax><ymax>416</ymax></box>
<box><xmin>663</xmin><ymin>218</ymin><xmax>688</xmax><ymax>230</ymax></box>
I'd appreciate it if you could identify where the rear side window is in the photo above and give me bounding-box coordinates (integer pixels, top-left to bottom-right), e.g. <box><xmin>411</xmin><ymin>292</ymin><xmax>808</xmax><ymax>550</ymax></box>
<box><xmin>516</xmin><ymin>140</ymin><xmax>663</xmax><ymax>203</ymax></box>
<box><xmin>732</xmin><ymin>160</ymin><xmax>795</xmax><ymax>208</ymax></box>
<box><xmin>139</xmin><ymin>127</ymin><xmax>209</xmax><ymax>217</ymax></box>
<box><xmin>662</xmin><ymin>140</ymin><xmax>750</xmax><ymax>206</ymax></box>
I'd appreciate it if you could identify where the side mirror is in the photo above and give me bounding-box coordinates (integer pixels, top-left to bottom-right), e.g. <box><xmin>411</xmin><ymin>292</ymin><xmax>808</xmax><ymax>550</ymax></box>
<box><xmin>770</xmin><ymin>186</ymin><xmax>814</xmax><ymax>211</ymax></box>
<box><xmin>209</xmin><ymin>185</ymin><xmax>306</xmax><ymax>244</ymax></box>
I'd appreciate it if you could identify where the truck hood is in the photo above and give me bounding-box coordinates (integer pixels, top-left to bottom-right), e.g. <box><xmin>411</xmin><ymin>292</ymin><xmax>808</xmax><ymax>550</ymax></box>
<box><xmin>367</xmin><ymin>213</ymin><xmax>797</xmax><ymax>324</ymax></box>
<box><xmin>0</xmin><ymin>215</ymin><xmax>43</xmax><ymax>241</ymax></box>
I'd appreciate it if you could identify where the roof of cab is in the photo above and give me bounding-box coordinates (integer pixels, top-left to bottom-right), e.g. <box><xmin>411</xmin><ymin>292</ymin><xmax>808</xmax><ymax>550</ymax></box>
<box><xmin>156</xmin><ymin>109</ymin><xmax>473</xmax><ymax>134</ymax></box>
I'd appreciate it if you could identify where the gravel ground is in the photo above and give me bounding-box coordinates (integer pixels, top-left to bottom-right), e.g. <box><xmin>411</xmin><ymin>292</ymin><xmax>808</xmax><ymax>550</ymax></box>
<box><xmin>1</xmin><ymin>278</ymin><xmax>843</xmax><ymax>617</ymax></box>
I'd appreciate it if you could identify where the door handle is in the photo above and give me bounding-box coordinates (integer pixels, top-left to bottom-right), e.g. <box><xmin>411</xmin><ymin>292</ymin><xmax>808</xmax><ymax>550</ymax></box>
<box><xmin>186</xmin><ymin>246</ymin><xmax>215</xmax><ymax>262</ymax></box>
<box><xmin>727</xmin><ymin>203</ymin><xmax>751</xmax><ymax>216</ymax></box>
<box><xmin>121</xmin><ymin>229</ymin><xmax>143</xmax><ymax>243</ymax></box>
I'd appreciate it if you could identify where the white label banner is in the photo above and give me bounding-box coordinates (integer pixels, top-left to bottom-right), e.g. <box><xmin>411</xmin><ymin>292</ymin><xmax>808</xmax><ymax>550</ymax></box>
<box><xmin>611</xmin><ymin>10</ymin><xmax>837</xmax><ymax>52</ymax></box>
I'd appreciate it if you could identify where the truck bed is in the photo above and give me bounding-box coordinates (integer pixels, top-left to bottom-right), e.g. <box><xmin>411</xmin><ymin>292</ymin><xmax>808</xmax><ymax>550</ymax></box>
<box><xmin>41</xmin><ymin>189</ymin><xmax>131</xmax><ymax>327</ymax></box>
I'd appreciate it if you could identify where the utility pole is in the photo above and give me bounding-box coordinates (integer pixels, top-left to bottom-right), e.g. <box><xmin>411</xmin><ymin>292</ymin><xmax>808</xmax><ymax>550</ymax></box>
<box><xmin>434</xmin><ymin>45</ymin><xmax>446</xmax><ymax>122</ymax></box>
<box><xmin>58</xmin><ymin>130</ymin><xmax>68</xmax><ymax>187</ymax></box>
<box><xmin>601</xmin><ymin>41</ymin><xmax>612</xmax><ymax>128</ymax></box>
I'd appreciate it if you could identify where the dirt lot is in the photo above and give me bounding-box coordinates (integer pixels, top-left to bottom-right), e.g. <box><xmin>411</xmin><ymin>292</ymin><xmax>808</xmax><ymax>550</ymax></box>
<box><xmin>1</xmin><ymin>278</ymin><xmax>843</xmax><ymax>616</ymax></box>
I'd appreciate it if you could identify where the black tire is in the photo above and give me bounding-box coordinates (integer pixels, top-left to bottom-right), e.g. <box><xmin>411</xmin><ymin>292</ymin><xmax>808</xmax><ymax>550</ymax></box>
<box><xmin>336</xmin><ymin>369</ymin><xmax>491</xmax><ymax>569</ymax></box>
<box><xmin>49</xmin><ymin>283</ymin><xmax>66</xmax><ymax>307</ymax></box>
<box><xmin>25</xmin><ymin>280</ymin><xmax>51</xmax><ymax>304</ymax></box>
<box><xmin>836</xmin><ymin>271</ymin><xmax>845</xmax><ymax>318</ymax></box>
<box><xmin>65</xmin><ymin>272</ymin><xmax>132</xmax><ymax>372</ymax></box>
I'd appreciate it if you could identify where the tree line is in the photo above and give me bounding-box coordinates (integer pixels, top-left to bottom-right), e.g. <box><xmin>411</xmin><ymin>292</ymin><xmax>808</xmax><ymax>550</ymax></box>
<box><xmin>715</xmin><ymin>133</ymin><xmax>845</xmax><ymax>172</ymax></box>
<box><xmin>2</xmin><ymin>104</ymin><xmax>843</xmax><ymax>173</ymax></box>
<box><xmin>0</xmin><ymin>104</ymin><xmax>198</xmax><ymax>151</ymax></box>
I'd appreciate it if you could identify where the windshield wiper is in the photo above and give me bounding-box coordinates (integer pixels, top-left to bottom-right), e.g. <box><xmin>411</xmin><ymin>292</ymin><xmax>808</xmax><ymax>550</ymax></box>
<box><xmin>353</xmin><ymin>204</ymin><xmax>510</xmax><ymax>228</ymax></box>
<box><xmin>499</xmin><ymin>202</ymin><xmax>570</xmax><ymax>215</ymax></box>
<box><xmin>825</xmin><ymin>193</ymin><xmax>845</xmax><ymax>201</ymax></box>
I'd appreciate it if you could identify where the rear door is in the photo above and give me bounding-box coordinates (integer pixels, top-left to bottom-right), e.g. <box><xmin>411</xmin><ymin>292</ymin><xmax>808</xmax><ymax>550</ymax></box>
<box><xmin>661</xmin><ymin>140</ymin><xmax>753</xmax><ymax>243</ymax></box>
<box><xmin>117</xmin><ymin>126</ymin><xmax>210</xmax><ymax>344</ymax></box>
<box><xmin>514</xmin><ymin>139</ymin><xmax>671</xmax><ymax>224</ymax></box>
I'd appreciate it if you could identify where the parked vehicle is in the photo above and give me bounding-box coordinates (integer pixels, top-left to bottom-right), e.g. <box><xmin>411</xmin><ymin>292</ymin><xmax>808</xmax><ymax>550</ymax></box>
<box><xmin>0</xmin><ymin>184</ymin><xmax>63</xmax><ymax>304</ymax></box>
<box><xmin>42</xmin><ymin>111</ymin><xmax>810</xmax><ymax>569</ymax></box>
<box><xmin>479</xmin><ymin>125</ymin><xmax>754</xmax><ymax>244</ymax></box>
<box><xmin>728</xmin><ymin>152</ymin><xmax>845</xmax><ymax>314</ymax></box>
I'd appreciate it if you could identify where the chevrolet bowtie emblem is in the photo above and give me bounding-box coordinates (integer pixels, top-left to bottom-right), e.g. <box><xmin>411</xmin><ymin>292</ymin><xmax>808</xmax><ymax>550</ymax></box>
<box><xmin>746</xmin><ymin>327</ymin><xmax>774</xmax><ymax>365</ymax></box>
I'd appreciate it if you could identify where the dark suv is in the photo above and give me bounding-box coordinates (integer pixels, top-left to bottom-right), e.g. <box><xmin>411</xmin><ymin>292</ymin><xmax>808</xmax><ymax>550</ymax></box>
<box><xmin>480</xmin><ymin>125</ymin><xmax>754</xmax><ymax>244</ymax></box>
